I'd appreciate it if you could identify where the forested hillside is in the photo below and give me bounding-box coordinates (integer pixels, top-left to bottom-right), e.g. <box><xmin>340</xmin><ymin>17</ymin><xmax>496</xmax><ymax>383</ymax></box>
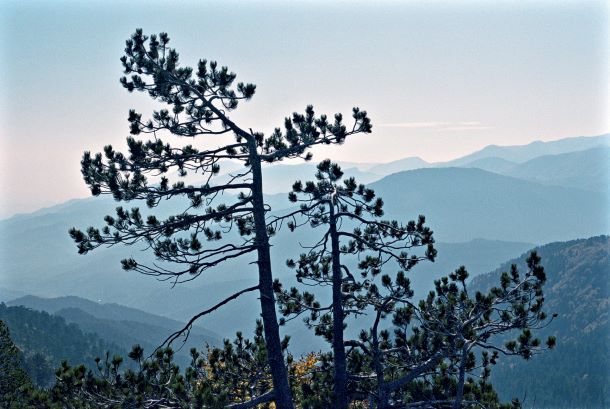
<box><xmin>0</xmin><ymin>303</ymin><xmax>127</xmax><ymax>387</ymax></box>
<box><xmin>471</xmin><ymin>236</ymin><xmax>610</xmax><ymax>408</ymax></box>
<box><xmin>7</xmin><ymin>295</ymin><xmax>220</xmax><ymax>369</ymax></box>
<box><xmin>0</xmin><ymin>320</ymin><xmax>36</xmax><ymax>408</ymax></box>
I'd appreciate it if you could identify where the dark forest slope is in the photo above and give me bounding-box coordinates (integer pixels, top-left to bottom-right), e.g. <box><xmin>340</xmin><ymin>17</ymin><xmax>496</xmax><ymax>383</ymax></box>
<box><xmin>0</xmin><ymin>303</ymin><xmax>127</xmax><ymax>387</ymax></box>
<box><xmin>471</xmin><ymin>236</ymin><xmax>610</xmax><ymax>408</ymax></box>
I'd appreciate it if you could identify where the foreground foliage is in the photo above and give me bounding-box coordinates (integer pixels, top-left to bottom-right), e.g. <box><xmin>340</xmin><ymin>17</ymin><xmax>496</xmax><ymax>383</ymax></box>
<box><xmin>3</xmin><ymin>243</ymin><xmax>554</xmax><ymax>408</ymax></box>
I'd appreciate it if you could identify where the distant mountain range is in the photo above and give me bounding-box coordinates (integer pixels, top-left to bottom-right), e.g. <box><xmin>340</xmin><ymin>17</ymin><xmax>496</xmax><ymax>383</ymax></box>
<box><xmin>438</xmin><ymin>133</ymin><xmax>610</xmax><ymax>166</ymax></box>
<box><xmin>172</xmin><ymin>133</ymin><xmax>609</xmax><ymax>207</ymax></box>
<box><xmin>471</xmin><ymin>235</ymin><xmax>610</xmax><ymax>409</ymax></box>
<box><xmin>1</xmin><ymin>129</ymin><xmax>608</xmax><ymax>404</ymax></box>
<box><xmin>0</xmin><ymin>237</ymin><xmax>537</xmax><ymax>356</ymax></box>
<box><xmin>372</xmin><ymin>166</ymin><xmax>607</xmax><ymax>242</ymax></box>
<box><xmin>0</xmin><ymin>133</ymin><xmax>608</xmax><ymax>350</ymax></box>
<box><xmin>500</xmin><ymin>145</ymin><xmax>610</xmax><ymax>192</ymax></box>
<box><xmin>367</xmin><ymin>156</ymin><xmax>431</xmax><ymax>175</ymax></box>
<box><xmin>2</xmin><ymin>133</ymin><xmax>607</xmax><ymax>224</ymax></box>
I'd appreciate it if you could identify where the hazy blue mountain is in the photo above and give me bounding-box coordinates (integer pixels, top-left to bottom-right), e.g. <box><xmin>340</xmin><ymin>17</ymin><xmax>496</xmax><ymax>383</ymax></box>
<box><xmin>331</xmin><ymin>134</ymin><xmax>609</xmax><ymax>177</ymax></box>
<box><xmin>1</xmin><ymin>165</ymin><xmax>606</xmax><ymax>342</ymax></box>
<box><xmin>1</xmin><ymin>132</ymin><xmax>608</xmax><ymax>350</ymax></box>
<box><xmin>0</xmin><ymin>287</ymin><xmax>27</xmax><ymax>303</ymax></box>
<box><xmin>471</xmin><ymin>235</ymin><xmax>610</xmax><ymax>408</ymax></box>
<box><xmin>439</xmin><ymin>133</ymin><xmax>609</xmax><ymax>166</ymax></box>
<box><xmin>372</xmin><ymin>167</ymin><xmax>608</xmax><ymax>243</ymax></box>
<box><xmin>502</xmin><ymin>145</ymin><xmax>610</xmax><ymax>192</ymax></box>
<box><xmin>0</xmin><ymin>166</ymin><xmax>559</xmax><ymax>294</ymax></box>
<box><xmin>0</xmin><ymin>237</ymin><xmax>535</xmax><ymax>357</ymax></box>
<box><xmin>406</xmin><ymin>238</ymin><xmax>534</xmax><ymax>296</ymax></box>
<box><xmin>368</xmin><ymin>156</ymin><xmax>430</xmax><ymax>175</ymax></box>
<box><xmin>117</xmin><ymin>238</ymin><xmax>534</xmax><ymax>355</ymax></box>
<box><xmin>338</xmin><ymin>134</ymin><xmax>610</xmax><ymax>185</ymax></box>
<box><xmin>0</xmin><ymin>196</ymin><xmax>168</xmax><ymax>308</ymax></box>
<box><xmin>336</xmin><ymin>160</ymin><xmax>380</xmax><ymax>171</ymax></box>
<box><xmin>0</xmin><ymin>134</ymin><xmax>607</xmax><ymax>402</ymax></box>
<box><xmin>457</xmin><ymin>156</ymin><xmax>518</xmax><ymax>174</ymax></box>
<box><xmin>0</xmin><ymin>196</ymin><xmax>119</xmax><ymax>281</ymax></box>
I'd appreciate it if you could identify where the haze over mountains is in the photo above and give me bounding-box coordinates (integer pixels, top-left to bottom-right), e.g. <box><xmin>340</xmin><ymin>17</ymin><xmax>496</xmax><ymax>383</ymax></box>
<box><xmin>499</xmin><ymin>145</ymin><xmax>610</xmax><ymax>192</ymax></box>
<box><xmin>239</xmin><ymin>133</ymin><xmax>610</xmax><ymax>200</ymax></box>
<box><xmin>437</xmin><ymin>133</ymin><xmax>610</xmax><ymax>167</ymax></box>
<box><xmin>1</xmin><ymin>133</ymin><xmax>608</xmax><ymax>354</ymax></box>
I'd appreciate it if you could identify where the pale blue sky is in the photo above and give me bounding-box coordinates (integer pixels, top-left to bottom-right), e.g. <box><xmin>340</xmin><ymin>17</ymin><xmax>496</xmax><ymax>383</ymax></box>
<box><xmin>1</xmin><ymin>0</ymin><xmax>608</xmax><ymax>217</ymax></box>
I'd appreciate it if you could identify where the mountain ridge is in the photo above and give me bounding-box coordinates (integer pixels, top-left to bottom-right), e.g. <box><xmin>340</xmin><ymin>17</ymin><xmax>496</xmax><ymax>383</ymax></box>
<box><xmin>470</xmin><ymin>235</ymin><xmax>610</xmax><ymax>408</ymax></box>
<box><xmin>2</xmin><ymin>133</ymin><xmax>607</xmax><ymax>223</ymax></box>
<box><xmin>438</xmin><ymin>133</ymin><xmax>610</xmax><ymax>166</ymax></box>
<box><xmin>370</xmin><ymin>167</ymin><xmax>608</xmax><ymax>243</ymax></box>
<box><xmin>1</xmin><ymin>166</ymin><xmax>606</xmax><ymax>338</ymax></box>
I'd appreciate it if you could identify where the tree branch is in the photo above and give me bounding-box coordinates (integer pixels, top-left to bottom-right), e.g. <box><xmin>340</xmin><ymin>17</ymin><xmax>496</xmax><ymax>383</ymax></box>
<box><xmin>157</xmin><ymin>285</ymin><xmax>260</xmax><ymax>349</ymax></box>
<box><xmin>225</xmin><ymin>390</ymin><xmax>275</xmax><ymax>409</ymax></box>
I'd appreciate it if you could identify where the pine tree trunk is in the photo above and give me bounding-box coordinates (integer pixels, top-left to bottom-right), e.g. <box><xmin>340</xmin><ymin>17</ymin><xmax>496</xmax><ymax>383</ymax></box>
<box><xmin>329</xmin><ymin>206</ymin><xmax>349</xmax><ymax>409</ymax></box>
<box><xmin>249</xmin><ymin>147</ymin><xmax>294</xmax><ymax>409</ymax></box>
<box><xmin>453</xmin><ymin>346</ymin><xmax>468</xmax><ymax>409</ymax></box>
<box><xmin>372</xmin><ymin>309</ymin><xmax>389</xmax><ymax>409</ymax></box>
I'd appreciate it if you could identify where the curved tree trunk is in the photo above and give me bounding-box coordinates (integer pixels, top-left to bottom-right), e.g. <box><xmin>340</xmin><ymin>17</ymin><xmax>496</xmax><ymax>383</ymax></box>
<box><xmin>453</xmin><ymin>346</ymin><xmax>468</xmax><ymax>409</ymax></box>
<box><xmin>249</xmin><ymin>146</ymin><xmax>294</xmax><ymax>409</ymax></box>
<box><xmin>329</xmin><ymin>205</ymin><xmax>349</xmax><ymax>409</ymax></box>
<box><xmin>372</xmin><ymin>308</ymin><xmax>389</xmax><ymax>409</ymax></box>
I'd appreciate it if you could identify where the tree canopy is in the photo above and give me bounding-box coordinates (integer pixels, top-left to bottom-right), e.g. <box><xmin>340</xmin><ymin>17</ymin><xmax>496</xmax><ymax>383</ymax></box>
<box><xmin>69</xmin><ymin>29</ymin><xmax>371</xmax><ymax>408</ymax></box>
<box><xmin>57</xmin><ymin>29</ymin><xmax>558</xmax><ymax>409</ymax></box>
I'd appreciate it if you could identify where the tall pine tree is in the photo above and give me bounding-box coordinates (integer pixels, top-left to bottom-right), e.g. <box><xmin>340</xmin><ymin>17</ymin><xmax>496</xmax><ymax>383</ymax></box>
<box><xmin>69</xmin><ymin>29</ymin><xmax>371</xmax><ymax>408</ymax></box>
<box><xmin>273</xmin><ymin>160</ymin><xmax>436</xmax><ymax>408</ymax></box>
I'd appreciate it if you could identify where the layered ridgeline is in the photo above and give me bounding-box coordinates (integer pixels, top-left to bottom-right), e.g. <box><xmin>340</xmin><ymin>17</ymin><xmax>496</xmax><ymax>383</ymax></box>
<box><xmin>0</xmin><ymin>134</ymin><xmax>608</xmax><ymax>350</ymax></box>
<box><xmin>0</xmin><ymin>303</ymin><xmax>127</xmax><ymax>388</ymax></box>
<box><xmin>439</xmin><ymin>133</ymin><xmax>610</xmax><ymax>167</ymax></box>
<box><xmin>471</xmin><ymin>236</ymin><xmax>610</xmax><ymax>409</ymax></box>
<box><xmin>5</xmin><ymin>296</ymin><xmax>221</xmax><ymax>370</ymax></box>
<box><xmin>458</xmin><ymin>145</ymin><xmax>610</xmax><ymax>193</ymax></box>
<box><xmin>367</xmin><ymin>167</ymin><xmax>607</xmax><ymax>243</ymax></box>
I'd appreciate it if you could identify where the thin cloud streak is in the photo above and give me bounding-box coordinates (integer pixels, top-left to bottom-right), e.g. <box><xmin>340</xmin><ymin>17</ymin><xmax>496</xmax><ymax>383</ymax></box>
<box><xmin>379</xmin><ymin>121</ymin><xmax>492</xmax><ymax>131</ymax></box>
<box><xmin>378</xmin><ymin>121</ymin><xmax>450</xmax><ymax>128</ymax></box>
<box><xmin>441</xmin><ymin>126</ymin><xmax>494</xmax><ymax>131</ymax></box>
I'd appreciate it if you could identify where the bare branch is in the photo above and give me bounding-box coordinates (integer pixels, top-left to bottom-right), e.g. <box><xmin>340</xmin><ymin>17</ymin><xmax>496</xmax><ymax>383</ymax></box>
<box><xmin>157</xmin><ymin>285</ymin><xmax>260</xmax><ymax>350</ymax></box>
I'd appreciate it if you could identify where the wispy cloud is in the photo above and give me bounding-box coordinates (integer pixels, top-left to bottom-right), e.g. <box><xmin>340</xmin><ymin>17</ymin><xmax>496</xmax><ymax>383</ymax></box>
<box><xmin>440</xmin><ymin>125</ymin><xmax>494</xmax><ymax>131</ymax></box>
<box><xmin>378</xmin><ymin>121</ymin><xmax>450</xmax><ymax>128</ymax></box>
<box><xmin>379</xmin><ymin>121</ymin><xmax>493</xmax><ymax>131</ymax></box>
